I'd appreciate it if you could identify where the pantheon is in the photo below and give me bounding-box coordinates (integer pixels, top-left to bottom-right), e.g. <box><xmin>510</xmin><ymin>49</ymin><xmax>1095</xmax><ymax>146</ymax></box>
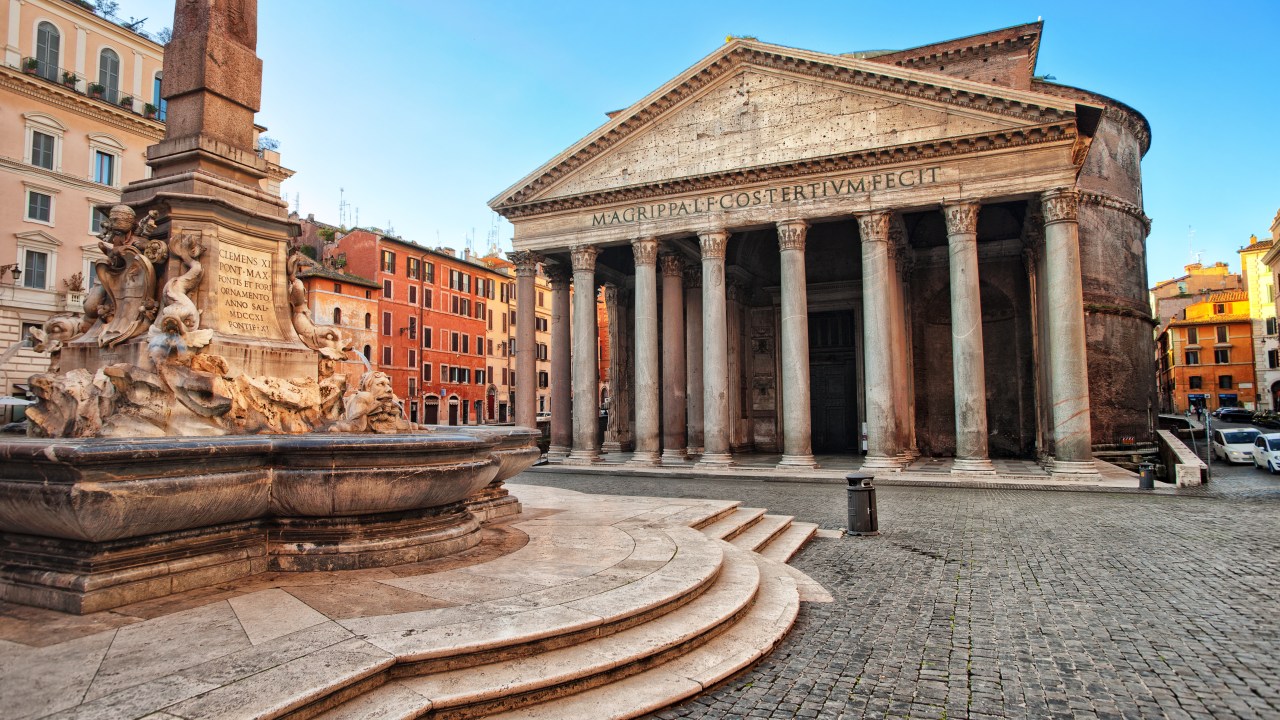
<box><xmin>490</xmin><ymin>22</ymin><xmax>1154</xmax><ymax>477</ymax></box>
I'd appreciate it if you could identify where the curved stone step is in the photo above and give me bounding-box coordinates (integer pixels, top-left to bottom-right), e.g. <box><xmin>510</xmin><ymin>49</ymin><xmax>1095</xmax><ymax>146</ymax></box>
<box><xmin>698</xmin><ymin>507</ymin><xmax>765</xmax><ymax>541</ymax></box>
<box><xmin>758</xmin><ymin>521</ymin><xmax>818</xmax><ymax>563</ymax></box>
<box><xmin>727</xmin><ymin>513</ymin><xmax>792</xmax><ymax>553</ymax></box>
<box><xmin>312</xmin><ymin>542</ymin><xmax>765</xmax><ymax>719</ymax></box>
<box><xmin>480</xmin><ymin>553</ymin><xmax>802</xmax><ymax>720</ymax></box>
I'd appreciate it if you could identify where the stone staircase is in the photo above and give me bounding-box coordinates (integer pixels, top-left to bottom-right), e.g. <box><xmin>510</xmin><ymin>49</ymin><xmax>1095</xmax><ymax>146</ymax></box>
<box><xmin>303</xmin><ymin>500</ymin><xmax>825</xmax><ymax>720</ymax></box>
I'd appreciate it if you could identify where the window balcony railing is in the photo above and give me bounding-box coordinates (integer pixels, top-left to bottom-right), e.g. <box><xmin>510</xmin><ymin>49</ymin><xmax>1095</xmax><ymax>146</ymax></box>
<box><xmin>17</xmin><ymin>57</ymin><xmax>165</xmax><ymax>121</ymax></box>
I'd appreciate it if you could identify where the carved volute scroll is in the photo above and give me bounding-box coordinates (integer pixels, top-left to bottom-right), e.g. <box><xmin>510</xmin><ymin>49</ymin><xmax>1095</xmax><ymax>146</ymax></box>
<box><xmin>776</xmin><ymin>219</ymin><xmax>808</xmax><ymax>252</ymax></box>
<box><xmin>631</xmin><ymin>237</ymin><xmax>659</xmax><ymax>266</ymax></box>
<box><xmin>1041</xmin><ymin>188</ymin><xmax>1080</xmax><ymax>225</ymax></box>
<box><xmin>856</xmin><ymin>212</ymin><xmax>891</xmax><ymax>244</ymax></box>
<box><xmin>943</xmin><ymin>201</ymin><xmax>981</xmax><ymax>237</ymax></box>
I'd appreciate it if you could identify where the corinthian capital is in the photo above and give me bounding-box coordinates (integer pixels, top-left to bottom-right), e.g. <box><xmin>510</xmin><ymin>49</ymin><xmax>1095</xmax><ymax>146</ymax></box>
<box><xmin>1041</xmin><ymin>188</ymin><xmax>1080</xmax><ymax>225</ymax></box>
<box><xmin>659</xmin><ymin>253</ymin><xmax>684</xmax><ymax>277</ymax></box>
<box><xmin>683</xmin><ymin>264</ymin><xmax>702</xmax><ymax>289</ymax></box>
<box><xmin>631</xmin><ymin>237</ymin><xmax>658</xmax><ymax>267</ymax></box>
<box><xmin>544</xmin><ymin>263</ymin><xmax>572</xmax><ymax>289</ymax></box>
<box><xmin>698</xmin><ymin>229</ymin><xmax>730</xmax><ymax>259</ymax></box>
<box><xmin>776</xmin><ymin>219</ymin><xmax>808</xmax><ymax>252</ymax></box>
<box><xmin>509</xmin><ymin>250</ymin><xmax>542</xmax><ymax>277</ymax></box>
<box><xmin>570</xmin><ymin>244</ymin><xmax>599</xmax><ymax>272</ymax></box>
<box><xmin>602</xmin><ymin>282</ymin><xmax>619</xmax><ymax>306</ymax></box>
<box><xmin>857</xmin><ymin>211</ymin><xmax>892</xmax><ymax>243</ymax></box>
<box><xmin>943</xmin><ymin>201</ymin><xmax>981</xmax><ymax>236</ymax></box>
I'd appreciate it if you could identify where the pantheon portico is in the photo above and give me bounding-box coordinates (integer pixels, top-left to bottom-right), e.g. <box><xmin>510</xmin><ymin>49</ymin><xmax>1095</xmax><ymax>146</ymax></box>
<box><xmin>491</xmin><ymin>23</ymin><xmax>1155</xmax><ymax>478</ymax></box>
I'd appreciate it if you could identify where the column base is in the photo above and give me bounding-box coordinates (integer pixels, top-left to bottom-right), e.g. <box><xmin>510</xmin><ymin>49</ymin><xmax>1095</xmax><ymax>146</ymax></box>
<box><xmin>861</xmin><ymin>454</ymin><xmax>904</xmax><ymax>472</ymax></box>
<box><xmin>563</xmin><ymin>449</ymin><xmax>602</xmax><ymax>465</ymax></box>
<box><xmin>1048</xmin><ymin>458</ymin><xmax>1101</xmax><ymax>481</ymax></box>
<box><xmin>951</xmin><ymin>457</ymin><xmax>996</xmax><ymax>475</ymax></box>
<box><xmin>695</xmin><ymin>453</ymin><xmax>735</xmax><ymax>470</ymax></box>
<box><xmin>601</xmin><ymin>441</ymin><xmax>622</xmax><ymax>454</ymax></box>
<box><xmin>627</xmin><ymin>450</ymin><xmax>661</xmax><ymax>467</ymax></box>
<box><xmin>661</xmin><ymin>449</ymin><xmax>690</xmax><ymax>465</ymax></box>
<box><xmin>777</xmin><ymin>454</ymin><xmax>819</xmax><ymax>470</ymax></box>
<box><xmin>546</xmin><ymin>445</ymin><xmax>570</xmax><ymax>463</ymax></box>
<box><xmin>685</xmin><ymin>445</ymin><xmax>704</xmax><ymax>457</ymax></box>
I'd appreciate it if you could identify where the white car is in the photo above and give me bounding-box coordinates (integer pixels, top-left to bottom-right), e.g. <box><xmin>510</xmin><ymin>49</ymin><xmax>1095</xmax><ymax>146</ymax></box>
<box><xmin>1212</xmin><ymin>428</ymin><xmax>1260</xmax><ymax>463</ymax></box>
<box><xmin>1251</xmin><ymin>433</ymin><xmax>1280</xmax><ymax>473</ymax></box>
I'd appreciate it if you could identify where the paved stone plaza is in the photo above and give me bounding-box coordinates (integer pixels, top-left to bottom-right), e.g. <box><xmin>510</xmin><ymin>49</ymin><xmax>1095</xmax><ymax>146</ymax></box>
<box><xmin>518</xmin><ymin>464</ymin><xmax>1280</xmax><ymax>720</ymax></box>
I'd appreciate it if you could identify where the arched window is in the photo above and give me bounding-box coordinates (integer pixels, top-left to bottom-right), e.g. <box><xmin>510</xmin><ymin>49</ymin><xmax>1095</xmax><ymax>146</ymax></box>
<box><xmin>152</xmin><ymin>71</ymin><xmax>167</xmax><ymax>120</ymax></box>
<box><xmin>333</xmin><ymin>307</ymin><xmax>342</xmax><ymax>325</ymax></box>
<box><xmin>36</xmin><ymin>22</ymin><xmax>60</xmax><ymax>81</ymax></box>
<box><xmin>98</xmin><ymin>48</ymin><xmax>120</xmax><ymax>102</ymax></box>
<box><xmin>364</xmin><ymin>313</ymin><xmax>371</xmax><ymax>329</ymax></box>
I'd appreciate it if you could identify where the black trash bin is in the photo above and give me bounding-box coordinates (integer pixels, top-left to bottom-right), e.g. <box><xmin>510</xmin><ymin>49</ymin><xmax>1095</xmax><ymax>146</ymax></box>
<box><xmin>846</xmin><ymin>472</ymin><xmax>879</xmax><ymax>536</ymax></box>
<box><xmin>1138</xmin><ymin>462</ymin><xmax>1155</xmax><ymax>490</ymax></box>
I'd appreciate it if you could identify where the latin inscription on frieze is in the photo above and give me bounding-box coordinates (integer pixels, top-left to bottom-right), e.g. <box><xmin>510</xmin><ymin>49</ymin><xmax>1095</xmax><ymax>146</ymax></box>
<box><xmin>217</xmin><ymin>245</ymin><xmax>279</xmax><ymax>337</ymax></box>
<box><xmin>591</xmin><ymin>167</ymin><xmax>942</xmax><ymax>227</ymax></box>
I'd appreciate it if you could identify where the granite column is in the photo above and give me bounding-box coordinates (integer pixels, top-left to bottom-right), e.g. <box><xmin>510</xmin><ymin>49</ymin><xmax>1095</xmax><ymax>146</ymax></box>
<box><xmin>684</xmin><ymin>266</ymin><xmax>705</xmax><ymax>457</ymax></box>
<box><xmin>629</xmin><ymin>238</ymin><xmax>661</xmax><ymax>465</ymax></box>
<box><xmin>546</xmin><ymin>264</ymin><xmax>572</xmax><ymax>460</ymax></box>
<box><xmin>776</xmin><ymin>220</ymin><xmax>818</xmax><ymax>469</ymax></box>
<box><xmin>945</xmin><ymin>201</ymin><xmax>995</xmax><ymax>474</ymax></box>
<box><xmin>858</xmin><ymin>212</ymin><xmax>903</xmax><ymax>470</ymax></box>
<box><xmin>566</xmin><ymin>245</ymin><xmax>601</xmax><ymax>464</ymax></box>
<box><xmin>511</xmin><ymin>251</ymin><xmax>541</xmax><ymax>430</ymax></box>
<box><xmin>698</xmin><ymin>229</ymin><xmax>733</xmax><ymax>467</ymax></box>
<box><xmin>660</xmin><ymin>253</ymin><xmax>688</xmax><ymax>463</ymax></box>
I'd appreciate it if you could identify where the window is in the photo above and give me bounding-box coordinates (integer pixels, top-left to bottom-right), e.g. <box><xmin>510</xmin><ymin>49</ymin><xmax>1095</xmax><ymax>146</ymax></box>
<box><xmin>409</xmin><ymin>349</ymin><xmax>417</xmax><ymax>368</ymax></box>
<box><xmin>408</xmin><ymin>316</ymin><xmax>417</xmax><ymax>340</ymax></box>
<box><xmin>408</xmin><ymin>285</ymin><xmax>417</xmax><ymax>305</ymax></box>
<box><xmin>98</xmin><ymin>48</ymin><xmax>121</xmax><ymax>102</ymax></box>
<box><xmin>488</xmin><ymin>310</ymin><xmax>493</xmax><ymax>331</ymax></box>
<box><xmin>381</xmin><ymin>250</ymin><xmax>396</xmax><ymax>273</ymax></box>
<box><xmin>441</xmin><ymin>364</ymin><xmax>450</xmax><ymax>383</ymax></box>
<box><xmin>407</xmin><ymin>257</ymin><xmax>420</xmax><ymax>279</ymax></box>
<box><xmin>90</xmin><ymin>205</ymin><xmax>108</xmax><ymax>234</ymax></box>
<box><xmin>1185</xmin><ymin>350</ymin><xmax>1200</xmax><ymax>366</ymax></box>
<box><xmin>451</xmin><ymin>332</ymin><xmax>459</xmax><ymax>352</ymax></box>
<box><xmin>1186</xmin><ymin>327</ymin><xmax>1198</xmax><ymax>345</ymax></box>
<box><xmin>152</xmin><ymin>72</ymin><xmax>167</xmax><ymax>121</ymax></box>
<box><xmin>408</xmin><ymin>378</ymin><xmax>417</xmax><ymax>398</ymax></box>
<box><xmin>1269</xmin><ymin>349</ymin><xmax>1279</xmax><ymax>370</ymax></box>
<box><xmin>363</xmin><ymin>345</ymin><xmax>372</xmax><ymax>360</ymax></box>
<box><xmin>364</xmin><ymin>313</ymin><xmax>372</xmax><ymax>329</ymax></box>
<box><xmin>422</xmin><ymin>363</ymin><xmax>432</xmax><ymax>382</ymax></box>
<box><xmin>35</xmin><ymin>22</ymin><xmax>60</xmax><ymax>81</ymax></box>
<box><xmin>382</xmin><ymin>311</ymin><xmax>392</xmax><ymax>336</ymax></box>
<box><xmin>382</xmin><ymin>279</ymin><xmax>392</xmax><ymax>299</ymax></box>
<box><xmin>503</xmin><ymin>368</ymin><xmax>509</xmax><ymax>385</ymax></box>
<box><xmin>1213</xmin><ymin>303</ymin><xmax>1226</xmax><ymax>314</ymax></box>
<box><xmin>1268</xmin><ymin>317</ymin><xmax>1277</xmax><ymax>336</ymax></box>
<box><xmin>535</xmin><ymin>317</ymin><xmax>548</xmax><ymax>332</ymax></box>
<box><xmin>538</xmin><ymin>371</ymin><xmax>549</xmax><ymax>388</ymax></box>
<box><xmin>538</xmin><ymin>291</ymin><xmax>545</xmax><ymax>307</ymax></box>
<box><xmin>1216</xmin><ymin>326</ymin><xmax>1228</xmax><ymax>344</ymax></box>
<box><xmin>332</xmin><ymin>282</ymin><xmax>342</xmax><ymax>293</ymax></box>
<box><xmin>537</xmin><ymin>343</ymin><xmax>548</xmax><ymax>361</ymax></box>
<box><xmin>93</xmin><ymin>150</ymin><xmax>116</xmax><ymax>186</ymax></box>
<box><xmin>462</xmin><ymin>335</ymin><xmax>470</xmax><ymax>354</ymax></box>
<box><xmin>422</xmin><ymin>328</ymin><xmax>432</xmax><ymax>348</ymax></box>
<box><xmin>30</xmin><ymin>131</ymin><xmax>55</xmax><ymax>170</ymax></box>
<box><xmin>451</xmin><ymin>295</ymin><xmax>459</xmax><ymax>314</ymax></box>
<box><xmin>26</xmin><ymin>190</ymin><xmax>52</xmax><ymax>223</ymax></box>
<box><xmin>476</xmin><ymin>335</ymin><xmax>484</xmax><ymax>356</ymax></box>
<box><xmin>425</xmin><ymin>262</ymin><xmax>434</xmax><ymax>284</ymax></box>
<box><xmin>1189</xmin><ymin>376</ymin><xmax>1202</xmax><ymax>389</ymax></box>
<box><xmin>502</xmin><ymin>313</ymin><xmax>508</xmax><ymax>332</ymax></box>
<box><xmin>488</xmin><ymin>339</ymin><xmax>493</xmax><ymax>356</ymax></box>
<box><xmin>333</xmin><ymin>307</ymin><xmax>341</xmax><ymax>325</ymax></box>
<box><xmin>423</xmin><ymin>289</ymin><xmax>432</xmax><ymax>308</ymax></box>
<box><xmin>1214</xmin><ymin>348</ymin><xmax>1231</xmax><ymax>364</ymax></box>
<box><xmin>22</xmin><ymin>249</ymin><xmax>48</xmax><ymax>289</ymax></box>
<box><xmin>1219</xmin><ymin>375</ymin><xmax>1233</xmax><ymax>389</ymax></box>
<box><xmin>476</xmin><ymin>370</ymin><xmax>485</xmax><ymax>385</ymax></box>
<box><xmin>381</xmin><ymin>346</ymin><xmax>392</xmax><ymax>366</ymax></box>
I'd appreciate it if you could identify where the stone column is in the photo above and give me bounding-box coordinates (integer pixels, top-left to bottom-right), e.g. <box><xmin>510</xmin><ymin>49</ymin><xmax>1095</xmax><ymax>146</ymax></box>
<box><xmin>698</xmin><ymin>229</ymin><xmax>733</xmax><ymax>467</ymax></box>
<box><xmin>511</xmin><ymin>251</ymin><xmax>541</xmax><ymax>430</ymax></box>
<box><xmin>776</xmin><ymin>220</ymin><xmax>818</xmax><ymax>469</ymax></box>
<box><xmin>660</xmin><ymin>253</ymin><xmax>688</xmax><ymax>463</ymax></box>
<box><xmin>602</xmin><ymin>283</ymin><xmax>624</xmax><ymax>454</ymax></box>
<box><xmin>566</xmin><ymin>245</ymin><xmax>601</xmax><ymax>464</ymax></box>
<box><xmin>858</xmin><ymin>212</ymin><xmax>903</xmax><ymax>471</ymax></box>
<box><xmin>887</xmin><ymin>220</ymin><xmax>916</xmax><ymax>464</ymax></box>
<box><xmin>727</xmin><ymin>280</ymin><xmax>747</xmax><ymax>451</ymax></box>
<box><xmin>546</xmin><ymin>264</ymin><xmax>573</xmax><ymax>460</ymax></box>
<box><xmin>629</xmin><ymin>238</ymin><xmax>661</xmax><ymax>465</ymax></box>
<box><xmin>944</xmin><ymin>201</ymin><xmax>996</xmax><ymax>474</ymax></box>
<box><xmin>1042</xmin><ymin>189</ymin><xmax>1097</xmax><ymax>475</ymax></box>
<box><xmin>684</xmin><ymin>265</ymin><xmax>705</xmax><ymax>457</ymax></box>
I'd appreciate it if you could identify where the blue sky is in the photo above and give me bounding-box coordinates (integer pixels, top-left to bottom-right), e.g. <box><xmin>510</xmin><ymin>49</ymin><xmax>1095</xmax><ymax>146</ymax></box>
<box><xmin>119</xmin><ymin>0</ymin><xmax>1279</xmax><ymax>285</ymax></box>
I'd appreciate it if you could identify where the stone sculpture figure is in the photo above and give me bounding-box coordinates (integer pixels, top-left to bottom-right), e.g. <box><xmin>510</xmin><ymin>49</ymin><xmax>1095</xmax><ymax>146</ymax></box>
<box><xmin>286</xmin><ymin>240</ymin><xmax>351</xmax><ymax>360</ymax></box>
<box><xmin>91</xmin><ymin>205</ymin><xmax>167</xmax><ymax>348</ymax></box>
<box><xmin>149</xmin><ymin>231</ymin><xmax>212</xmax><ymax>367</ymax></box>
<box><xmin>330</xmin><ymin>371</ymin><xmax>418</xmax><ymax>434</ymax></box>
<box><xmin>28</xmin><ymin>314</ymin><xmax>85</xmax><ymax>373</ymax></box>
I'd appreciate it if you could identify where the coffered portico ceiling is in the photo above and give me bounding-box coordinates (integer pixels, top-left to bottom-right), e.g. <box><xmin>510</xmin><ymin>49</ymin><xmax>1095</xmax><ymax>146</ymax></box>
<box><xmin>490</xmin><ymin>38</ymin><xmax>1100</xmax><ymax>238</ymax></box>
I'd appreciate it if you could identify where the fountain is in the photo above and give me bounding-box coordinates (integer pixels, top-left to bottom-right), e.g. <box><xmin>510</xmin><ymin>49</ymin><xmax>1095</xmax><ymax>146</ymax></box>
<box><xmin>0</xmin><ymin>0</ymin><xmax>536</xmax><ymax>614</ymax></box>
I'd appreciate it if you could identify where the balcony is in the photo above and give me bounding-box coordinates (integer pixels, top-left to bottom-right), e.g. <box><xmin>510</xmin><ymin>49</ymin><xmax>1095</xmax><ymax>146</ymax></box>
<box><xmin>17</xmin><ymin>57</ymin><xmax>165</xmax><ymax>121</ymax></box>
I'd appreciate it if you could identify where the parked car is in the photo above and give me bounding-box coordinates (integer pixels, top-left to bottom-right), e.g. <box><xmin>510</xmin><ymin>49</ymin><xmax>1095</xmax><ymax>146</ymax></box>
<box><xmin>1212</xmin><ymin>428</ymin><xmax>1260</xmax><ymax>463</ymax></box>
<box><xmin>1253</xmin><ymin>412</ymin><xmax>1280</xmax><ymax>429</ymax></box>
<box><xmin>1216</xmin><ymin>408</ymin><xmax>1255</xmax><ymax>424</ymax></box>
<box><xmin>1251</xmin><ymin>432</ymin><xmax>1280</xmax><ymax>473</ymax></box>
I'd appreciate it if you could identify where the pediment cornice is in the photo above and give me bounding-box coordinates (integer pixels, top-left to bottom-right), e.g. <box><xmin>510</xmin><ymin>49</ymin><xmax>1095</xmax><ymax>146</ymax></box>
<box><xmin>499</xmin><ymin>120</ymin><xmax>1076</xmax><ymax>220</ymax></box>
<box><xmin>491</xmin><ymin>39</ymin><xmax>1088</xmax><ymax>213</ymax></box>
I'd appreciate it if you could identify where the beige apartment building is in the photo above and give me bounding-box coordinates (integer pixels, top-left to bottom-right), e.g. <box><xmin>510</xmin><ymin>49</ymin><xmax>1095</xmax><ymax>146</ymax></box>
<box><xmin>1238</xmin><ymin>236</ymin><xmax>1279</xmax><ymax>410</ymax></box>
<box><xmin>0</xmin><ymin>0</ymin><xmax>164</xmax><ymax>411</ymax></box>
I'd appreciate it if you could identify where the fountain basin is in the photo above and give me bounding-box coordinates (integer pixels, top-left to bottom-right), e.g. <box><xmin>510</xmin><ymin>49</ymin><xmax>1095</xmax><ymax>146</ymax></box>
<box><xmin>0</xmin><ymin>432</ymin><xmax>501</xmax><ymax>613</ymax></box>
<box><xmin>444</xmin><ymin>425</ymin><xmax>541</xmax><ymax>520</ymax></box>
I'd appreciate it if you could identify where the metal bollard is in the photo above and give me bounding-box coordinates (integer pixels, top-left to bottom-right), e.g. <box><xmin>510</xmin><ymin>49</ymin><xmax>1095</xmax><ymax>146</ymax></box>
<box><xmin>1138</xmin><ymin>462</ymin><xmax>1155</xmax><ymax>490</ymax></box>
<box><xmin>846</xmin><ymin>472</ymin><xmax>879</xmax><ymax>536</ymax></box>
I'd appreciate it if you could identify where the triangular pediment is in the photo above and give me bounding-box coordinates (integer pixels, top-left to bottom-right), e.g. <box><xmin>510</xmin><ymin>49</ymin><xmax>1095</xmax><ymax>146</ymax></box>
<box><xmin>491</xmin><ymin>38</ymin><xmax>1087</xmax><ymax>213</ymax></box>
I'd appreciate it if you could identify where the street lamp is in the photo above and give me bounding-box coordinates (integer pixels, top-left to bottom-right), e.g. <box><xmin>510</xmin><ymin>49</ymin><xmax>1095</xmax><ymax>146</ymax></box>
<box><xmin>0</xmin><ymin>264</ymin><xmax>21</xmax><ymax>282</ymax></box>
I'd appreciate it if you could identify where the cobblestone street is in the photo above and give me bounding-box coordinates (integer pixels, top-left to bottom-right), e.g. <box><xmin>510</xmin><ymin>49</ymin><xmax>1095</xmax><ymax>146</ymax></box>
<box><xmin>517</xmin><ymin>461</ymin><xmax>1280</xmax><ymax>719</ymax></box>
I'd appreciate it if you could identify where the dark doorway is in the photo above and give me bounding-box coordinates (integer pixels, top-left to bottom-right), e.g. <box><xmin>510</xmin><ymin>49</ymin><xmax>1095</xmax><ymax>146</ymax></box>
<box><xmin>809</xmin><ymin>310</ymin><xmax>859</xmax><ymax>453</ymax></box>
<box><xmin>425</xmin><ymin>400</ymin><xmax>439</xmax><ymax>424</ymax></box>
<box><xmin>448</xmin><ymin>402</ymin><xmax>459</xmax><ymax>426</ymax></box>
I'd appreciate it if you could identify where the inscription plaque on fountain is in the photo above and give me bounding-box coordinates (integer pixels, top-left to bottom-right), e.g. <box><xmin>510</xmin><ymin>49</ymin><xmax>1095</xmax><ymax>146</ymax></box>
<box><xmin>216</xmin><ymin>244</ymin><xmax>281</xmax><ymax>337</ymax></box>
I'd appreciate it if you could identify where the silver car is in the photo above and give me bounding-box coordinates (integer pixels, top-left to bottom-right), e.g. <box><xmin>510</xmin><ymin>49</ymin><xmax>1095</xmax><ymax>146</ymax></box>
<box><xmin>1212</xmin><ymin>428</ymin><xmax>1260</xmax><ymax>464</ymax></box>
<box><xmin>1251</xmin><ymin>432</ymin><xmax>1280</xmax><ymax>473</ymax></box>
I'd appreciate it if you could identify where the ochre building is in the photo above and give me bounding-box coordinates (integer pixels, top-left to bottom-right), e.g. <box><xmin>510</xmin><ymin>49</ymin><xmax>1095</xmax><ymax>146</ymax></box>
<box><xmin>491</xmin><ymin>23</ymin><xmax>1154</xmax><ymax>477</ymax></box>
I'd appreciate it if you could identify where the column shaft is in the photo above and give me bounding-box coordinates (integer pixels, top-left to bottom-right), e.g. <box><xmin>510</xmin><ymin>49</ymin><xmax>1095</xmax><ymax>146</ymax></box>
<box><xmin>566</xmin><ymin>245</ymin><xmax>601</xmax><ymax>464</ymax></box>
<box><xmin>547</xmin><ymin>265</ymin><xmax>572</xmax><ymax>459</ymax></box>
<box><xmin>685</xmin><ymin>267</ymin><xmax>705</xmax><ymax>456</ymax></box>
<box><xmin>660</xmin><ymin>253</ymin><xmax>688</xmax><ymax>463</ymax></box>
<box><xmin>630</xmin><ymin>239</ymin><xmax>661</xmax><ymax>465</ymax></box>
<box><xmin>945</xmin><ymin>202</ymin><xmax>995</xmax><ymax>474</ymax></box>
<box><xmin>888</xmin><ymin>220</ymin><xmax>915</xmax><ymax>462</ymax></box>
<box><xmin>1042</xmin><ymin>189</ymin><xmax>1096</xmax><ymax>474</ymax></box>
<box><xmin>699</xmin><ymin>230</ymin><xmax>733</xmax><ymax>466</ymax></box>
<box><xmin>858</xmin><ymin>212</ymin><xmax>903</xmax><ymax>470</ymax></box>
<box><xmin>511</xmin><ymin>251</ymin><xmax>540</xmax><ymax>430</ymax></box>
<box><xmin>777</xmin><ymin>220</ymin><xmax>818</xmax><ymax>468</ymax></box>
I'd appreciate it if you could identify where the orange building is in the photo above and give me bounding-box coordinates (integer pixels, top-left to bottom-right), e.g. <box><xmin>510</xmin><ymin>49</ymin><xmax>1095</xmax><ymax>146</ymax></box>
<box><xmin>297</xmin><ymin>265</ymin><xmax>380</xmax><ymax>387</ymax></box>
<box><xmin>1163</xmin><ymin>290</ymin><xmax>1256</xmax><ymax>412</ymax></box>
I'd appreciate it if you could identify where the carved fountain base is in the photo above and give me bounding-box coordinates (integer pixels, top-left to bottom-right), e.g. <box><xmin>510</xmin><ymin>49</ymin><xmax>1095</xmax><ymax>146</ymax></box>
<box><xmin>0</xmin><ymin>432</ymin><xmax>523</xmax><ymax>614</ymax></box>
